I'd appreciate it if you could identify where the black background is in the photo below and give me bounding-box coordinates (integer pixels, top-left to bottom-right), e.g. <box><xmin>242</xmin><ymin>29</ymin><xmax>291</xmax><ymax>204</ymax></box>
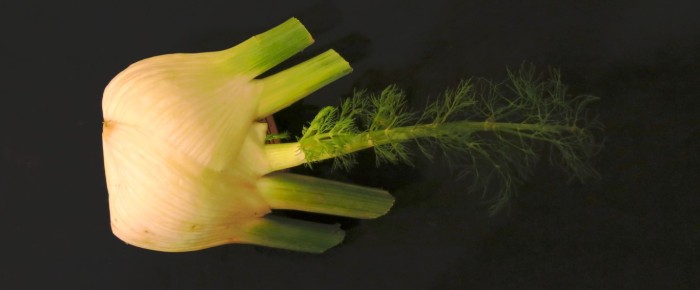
<box><xmin>2</xmin><ymin>0</ymin><xmax>699</xmax><ymax>289</ymax></box>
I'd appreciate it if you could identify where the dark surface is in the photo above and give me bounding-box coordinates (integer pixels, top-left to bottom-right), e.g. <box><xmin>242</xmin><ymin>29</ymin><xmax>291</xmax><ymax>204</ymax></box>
<box><xmin>2</xmin><ymin>0</ymin><xmax>699</xmax><ymax>289</ymax></box>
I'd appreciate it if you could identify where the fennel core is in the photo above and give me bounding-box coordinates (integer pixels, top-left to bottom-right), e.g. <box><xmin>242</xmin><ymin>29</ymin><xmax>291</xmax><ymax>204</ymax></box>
<box><xmin>102</xmin><ymin>17</ymin><xmax>600</xmax><ymax>254</ymax></box>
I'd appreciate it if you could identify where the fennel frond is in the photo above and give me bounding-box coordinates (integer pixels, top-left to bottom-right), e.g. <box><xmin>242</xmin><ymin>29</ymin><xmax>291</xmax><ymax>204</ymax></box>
<box><xmin>275</xmin><ymin>65</ymin><xmax>602</xmax><ymax>213</ymax></box>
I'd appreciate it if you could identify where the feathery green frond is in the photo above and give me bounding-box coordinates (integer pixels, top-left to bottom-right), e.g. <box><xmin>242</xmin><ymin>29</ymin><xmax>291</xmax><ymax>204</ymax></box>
<box><xmin>295</xmin><ymin>64</ymin><xmax>602</xmax><ymax>213</ymax></box>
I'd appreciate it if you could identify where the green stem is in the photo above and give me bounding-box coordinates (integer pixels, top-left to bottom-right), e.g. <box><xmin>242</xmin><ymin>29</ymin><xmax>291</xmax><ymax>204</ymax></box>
<box><xmin>238</xmin><ymin>216</ymin><xmax>345</xmax><ymax>253</ymax></box>
<box><xmin>264</xmin><ymin>120</ymin><xmax>576</xmax><ymax>171</ymax></box>
<box><xmin>258</xmin><ymin>172</ymin><xmax>394</xmax><ymax>219</ymax></box>
<box><xmin>300</xmin><ymin>120</ymin><xmax>575</xmax><ymax>162</ymax></box>
<box><xmin>256</xmin><ymin>50</ymin><xmax>352</xmax><ymax>118</ymax></box>
<box><xmin>222</xmin><ymin>17</ymin><xmax>313</xmax><ymax>78</ymax></box>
